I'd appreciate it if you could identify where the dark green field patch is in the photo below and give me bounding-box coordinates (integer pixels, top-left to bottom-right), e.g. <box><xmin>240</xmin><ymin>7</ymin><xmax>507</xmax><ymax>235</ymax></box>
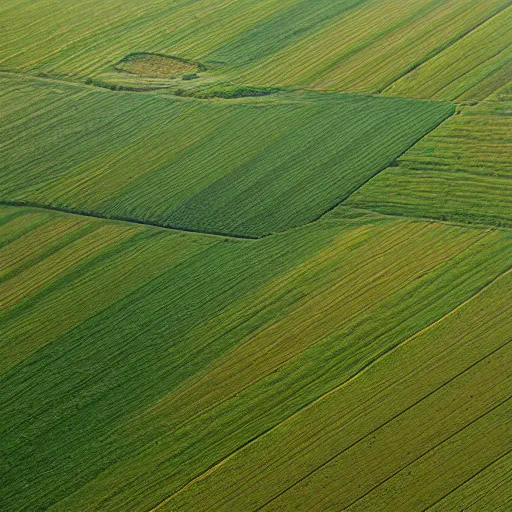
<box><xmin>0</xmin><ymin>75</ymin><xmax>453</xmax><ymax>237</ymax></box>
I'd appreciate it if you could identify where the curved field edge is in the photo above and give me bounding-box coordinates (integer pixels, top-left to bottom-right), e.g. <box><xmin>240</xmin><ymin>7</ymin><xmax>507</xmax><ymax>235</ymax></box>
<box><xmin>1</xmin><ymin>204</ymin><xmax>511</xmax><ymax>511</ymax></box>
<box><xmin>0</xmin><ymin>74</ymin><xmax>454</xmax><ymax>238</ymax></box>
<box><xmin>345</xmin><ymin>83</ymin><xmax>512</xmax><ymax>227</ymax></box>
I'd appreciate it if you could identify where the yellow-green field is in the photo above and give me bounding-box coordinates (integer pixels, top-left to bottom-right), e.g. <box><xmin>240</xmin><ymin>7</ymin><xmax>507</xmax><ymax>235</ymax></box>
<box><xmin>2</xmin><ymin>206</ymin><xmax>511</xmax><ymax>511</ymax></box>
<box><xmin>1</xmin><ymin>0</ymin><xmax>511</xmax><ymax>510</ymax></box>
<box><xmin>383</xmin><ymin>7</ymin><xmax>512</xmax><ymax>101</ymax></box>
<box><xmin>1</xmin><ymin>0</ymin><xmax>509</xmax><ymax>98</ymax></box>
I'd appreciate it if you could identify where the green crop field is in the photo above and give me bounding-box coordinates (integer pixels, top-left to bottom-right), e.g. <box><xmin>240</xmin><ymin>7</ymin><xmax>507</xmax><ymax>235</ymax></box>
<box><xmin>0</xmin><ymin>74</ymin><xmax>453</xmax><ymax>237</ymax></box>
<box><xmin>2</xmin><ymin>206</ymin><xmax>511</xmax><ymax>511</ymax></box>
<box><xmin>1</xmin><ymin>0</ymin><xmax>511</xmax><ymax>510</ymax></box>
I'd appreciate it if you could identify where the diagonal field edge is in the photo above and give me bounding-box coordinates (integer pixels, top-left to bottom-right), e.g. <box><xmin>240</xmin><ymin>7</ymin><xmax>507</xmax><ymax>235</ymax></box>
<box><xmin>422</xmin><ymin>448</ymin><xmax>512</xmax><ymax>512</ymax></box>
<box><xmin>303</xmin><ymin>104</ymin><xmax>455</xmax><ymax>227</ymax></box>
<box><xmin>0</xmin><ymin>72</ymin><xmax>456</xmax><ymax>238</ymax></box>
<box><xmin>378</xmin><ymin>4</ymin><xmax>512</xmax><ymax>95</ymax></box>
<box><xmin>342</xmin><ymin>397</ymin><xmax>512</xmax><ymax>510</ymax></box>
<box><xmin>253</xmin><ymin>340</ymin><xmax>512</xmax><ymax>511</ymax></box>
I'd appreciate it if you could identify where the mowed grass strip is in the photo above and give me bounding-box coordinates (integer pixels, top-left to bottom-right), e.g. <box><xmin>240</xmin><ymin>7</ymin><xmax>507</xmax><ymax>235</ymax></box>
<box><xmin>3</xmin><ymin>205</ymin><xmax>510</xmax><ymax>511</ymax></box>
<box><xmin>346</xmin><ymin>84</ymin><xmax>512</xmax><ymax>227</ymax></box>
<box><xmin>244</xmin><ymin>0</ymin><xmax>509</xmax><ymax>94</ymax></box>
<box><xmin>0</xmin><ymin>75</ymin><xmax>453</xmax><ymax>237</ymax></box>
<box><xmin>384</xmin><ymin>6</ymin><xmax>512</xmax><ymax>101</ymax></box>
<box><xmin>165</xmin><ymin>269</ymin><xmax>512</xmax><ymax>512</ymax></box>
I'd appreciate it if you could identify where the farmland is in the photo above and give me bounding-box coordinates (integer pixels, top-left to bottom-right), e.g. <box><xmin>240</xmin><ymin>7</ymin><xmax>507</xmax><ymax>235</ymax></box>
<box><xmin>383</xmin><ymin>7</ymin><xmax>512</xmax><ymax>101</ymax></box>
<box><xmin>1</xmin><ymin>0</ymin><xmax>509</xmax><ymax>98</ymax></box>
<box><xmin>1</xmin><ymin>0</ymin><xmax>511</xmax><ymax>510</ymax></box>
<box><xmin>2</xmin><ymin>205</ymin><xmax>511</xmax><ymax>511</ymax></box>
<box><xmin>0</xmin><ymin>74</ymin><xmax>453</xmax><ymax>237</ymax></box>
<box><xmin>167</xmin><ymin>270</ymin><xmax>511</xmax><ymax>512</ymax></box>
<box><xmin>346</xmin><ymin>84</ymin><xmax>512</xmax><ymax>227</ymax></box>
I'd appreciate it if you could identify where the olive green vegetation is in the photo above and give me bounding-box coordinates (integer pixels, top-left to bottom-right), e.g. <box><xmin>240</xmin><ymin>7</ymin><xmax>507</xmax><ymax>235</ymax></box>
<box><xmin>428</xmin><ymin>452</ymin><xmax>512</xmax><ymax>511</ymax></box>
<box><xmin>1</xmin><ymin>206</ymin><xmax>511</xmax><ymax>511</ymax></box>
<box><xmin>115</xmin><ymin>53</ymin><xmax>200</xmax><ymax>79</ymax></box>
<box><xmin>0</xmin><ymin>74</ymin><xmax>453</xmax><ymax>237</ymax></box>
<box><xmin>346</xmin><ymin>84</ymin><xmax>512</xmax><ymax>227</ymax></box>
<box><xmin>383</xmin><ymin>7</ymin><xmax>512</xmax><ymax>101</ymax></box>
<box><xmin>1</xmin><ymin>0</ymin><xmax>509</xmax><ymax>99</ymax></box>
<box><xmin>1</xmin><ymin>0</ymin><xmax>511</xmax><ymax>510</ymax></box>
<box><xmin>168</xmin><ymin>274</ymin><xmax>512</xmax><ymax>512</ymax></box>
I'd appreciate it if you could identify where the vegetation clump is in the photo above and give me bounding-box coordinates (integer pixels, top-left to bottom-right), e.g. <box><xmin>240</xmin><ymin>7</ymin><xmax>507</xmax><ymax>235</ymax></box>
<box><xmin>181</xmin><ymin>73</ymin><xmax>200</xmax><ymax>81</ymax></box>
<box><xmin>175</xmin><ymin>84</ymin><xmax>281</xmax><ymax>99</ymax></box>
<box><xmin>115</xmin><ymin>53</ymin><xmax>203</xmax><ymax>79</ymax></box>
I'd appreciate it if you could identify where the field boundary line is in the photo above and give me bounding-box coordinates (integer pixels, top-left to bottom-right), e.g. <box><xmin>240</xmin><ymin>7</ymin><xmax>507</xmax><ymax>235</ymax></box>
<box><xmin>343</xmin><ymin>397</ymin><xmax>512</xmax><ymax>510</ymax></box>
<box><xmin>387</xmin><ymin>265</ymin><xmax>511</xmax><ymax>344</ymax></box>
<box><xmin>155</xmin><ymin>269</ymin><xmax>511</xmax><ymax>511</ymax></box>
<box><xmin>162</xmin><ymin>339</ymin><xmax>511</xmax><ymax>512</ymax></box>
<box><xmin>252</xmin><ymin>345</ymin><xmax>512</xmax><ymax>511</ymax></box>
<box><xmin>2</xmin><ymin>197</ymin><xmax>510</xmax><ymax>246</ymax></box>
<box><xmin>379</xmin><ymin>4</ymin><xmax>512</xmax><ymax>95</ymax></box>
<box><xmin>0</xmin><ymin>201</ymin><xmax>258</xmax><ymax>240</ymax></box>
<box><xmin>422</xmin><ymin>448</ymin><xmax>512</xmax><ymax>512</ymax></box>
<box><xmin>426</xmin><ymin>45</ymin><xmax>510</xmax><ymax>101</ymax></box>
<box><xmin>304</xmin><ymin>105</ymin><xmax>456</xmax><ymax>226</ymax></box>
<box><xmin>337</xmin><ymin>206</ymin><xmax>512</xmax><ymax>232</ymax></box>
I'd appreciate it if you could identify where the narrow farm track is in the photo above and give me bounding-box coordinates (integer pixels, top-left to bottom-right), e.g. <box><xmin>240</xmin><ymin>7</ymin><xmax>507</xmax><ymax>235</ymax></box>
<box><xmin>245</xmin><ymin>0</ymin><xmax>510</xmax><ymax>97</ymax></box>
<box><xmin>383</xmin><ymin>5</ymin><xmax>512</xmax><ymax>101</ymax></box>
<box><xmin>426</xmin><ymin>450</ymin><xmax>512</xmax><ymax>511</ymax></box>
<box><xmin>343</xmin><ymin>397</ymin><xmax>512</xmax><ymax>512</ymax></box>
<box><xmin>381</xmin><ymin>4</ymin><xmax>512</xmax><ymax>98</ymax></box>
